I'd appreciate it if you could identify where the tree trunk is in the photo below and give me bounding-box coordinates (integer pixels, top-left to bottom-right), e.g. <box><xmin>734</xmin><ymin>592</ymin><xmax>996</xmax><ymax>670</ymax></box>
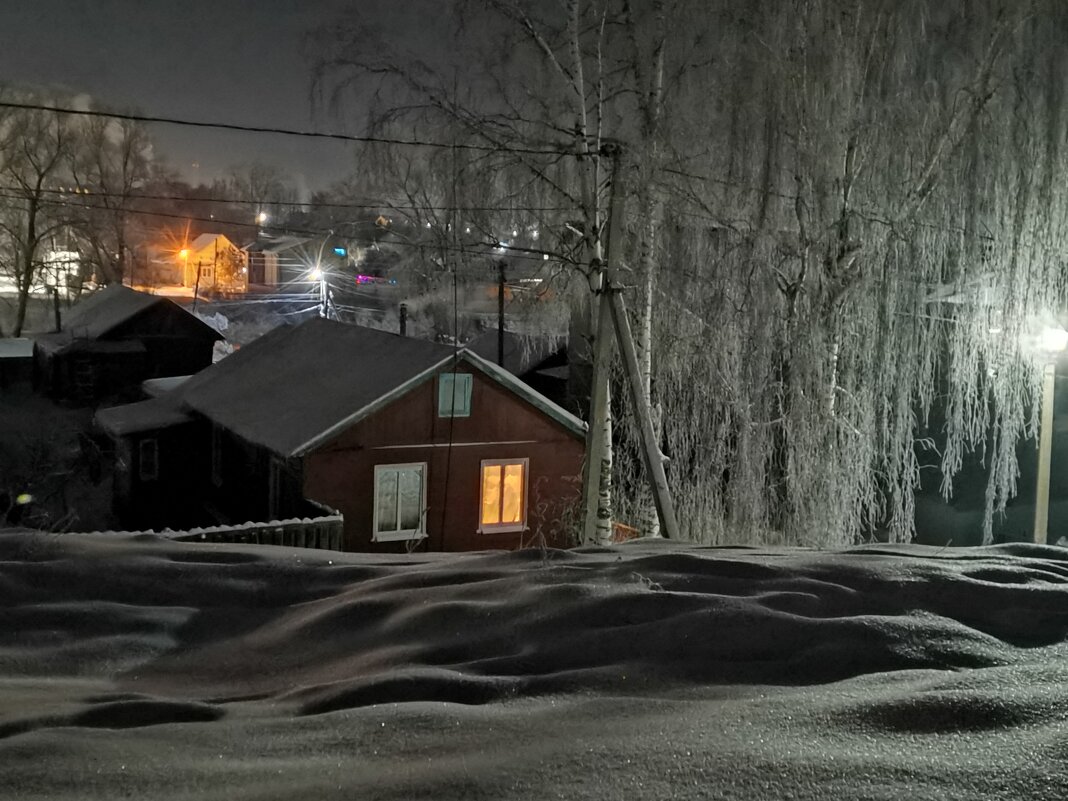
<box><xmin>13</xmin><ymin>198</ymin><xmax>39</xmax><ymax>338</ymax></box>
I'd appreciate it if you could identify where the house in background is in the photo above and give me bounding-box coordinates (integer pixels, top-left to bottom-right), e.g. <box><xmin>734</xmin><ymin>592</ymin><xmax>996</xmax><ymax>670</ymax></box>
<box><xmin>34</xmin><ymin>285</ymin><xmax>223</xmax><ymax>404</ymax></box>
<box><xmin>179</xmin><ymin>233</ymin><xmax>247</xmax><ymax>294</ymax></box>
<box><xmin>95</xmin><ymin>318</ymin><xmax>586</xmax><ymax>551</ymax></box>
<box><xmin>244</xmin><ymin>234</ymin><xmax>351</xmax><ymax>288</ymax></box>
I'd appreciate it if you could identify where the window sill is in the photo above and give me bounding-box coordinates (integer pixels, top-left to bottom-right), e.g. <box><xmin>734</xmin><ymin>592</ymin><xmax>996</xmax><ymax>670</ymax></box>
<box><xmin>372</xmin><ymin>530</ymin><xmax>428</xmax><ymax>543</ymax></box>
<box><xmin>478</xmin><ymin>525</ymin><xmax>528</xmax><ymax>535</ymax></box>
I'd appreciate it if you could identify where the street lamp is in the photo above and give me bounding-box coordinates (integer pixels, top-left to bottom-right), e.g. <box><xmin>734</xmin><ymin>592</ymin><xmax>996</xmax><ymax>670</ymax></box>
<box><xmin>256</xmin><ymin>212</ymin><xmax>268</xmax><ymax>225</ymax></box>
<box><xmin>1034</xmin><ymin>325</ymin><xmax>1068</xmax><ymax>544</ymax></box>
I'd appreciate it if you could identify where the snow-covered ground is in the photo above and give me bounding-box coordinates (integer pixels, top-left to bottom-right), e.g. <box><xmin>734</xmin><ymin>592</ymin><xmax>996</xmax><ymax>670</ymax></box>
<box><xmin>3</xmin><ymin>531</ymin><xmax>1068</xmax><ymax>799</ymax></box>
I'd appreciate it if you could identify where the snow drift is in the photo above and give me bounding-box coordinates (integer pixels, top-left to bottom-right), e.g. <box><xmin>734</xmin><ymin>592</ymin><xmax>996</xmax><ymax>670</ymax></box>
<box><xmin>3</xmin><ymin>531</ymin><xmax>1068</xmax><ymax>799</ymax></box>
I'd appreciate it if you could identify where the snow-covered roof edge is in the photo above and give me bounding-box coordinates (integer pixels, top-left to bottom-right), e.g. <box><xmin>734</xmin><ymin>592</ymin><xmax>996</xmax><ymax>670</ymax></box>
<box><xmin>290</xmin><ymin>353</ymin><xmax>460</xmax><ymax>456</ymax></box>
<box><xmin>460</xmin><ymin>349</ymin><xmax>586</xmax><ymax>439</ymax></box>
<box><xmin>291</xmin><ymin>346</ymin><xmax>585</xmax><ymax>456</ymax></box>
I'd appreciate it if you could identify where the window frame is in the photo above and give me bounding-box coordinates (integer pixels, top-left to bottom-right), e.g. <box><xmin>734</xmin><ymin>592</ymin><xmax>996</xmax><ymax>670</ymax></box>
<box><xmin>138</xmin><ymin>437</ymin><xmax>159</xmax><ymax>482</ymax></box>
<box><xmin>437</xmin><ymin>372</ymin><xmax>473</xmax><ymax>418</ymax></box>
<box><xmin>478</xmin><ymin>458</ymin><xmax>529</xmax><ymax>534</ymax></box>
<box><xmin>372</xmin><ymin>462</ymin><xmax>429</xmax><ymax>542</ymax></box>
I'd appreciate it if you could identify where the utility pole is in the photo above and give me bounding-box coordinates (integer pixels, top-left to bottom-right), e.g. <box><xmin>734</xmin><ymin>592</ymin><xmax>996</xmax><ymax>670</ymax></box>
<box><xmin>581</xmin><ymin>144</ymin><xmax>680</xmax><ymax>543</ymax></box>
<box><xmin>193</xmin><ymin>260</ymin><xmax>203</xmax><ymax>312</ymax></box>
<box><xmin>498</xmin><ymin>260</ymin><xmax>506</xmax><ymax>367</ymax></box>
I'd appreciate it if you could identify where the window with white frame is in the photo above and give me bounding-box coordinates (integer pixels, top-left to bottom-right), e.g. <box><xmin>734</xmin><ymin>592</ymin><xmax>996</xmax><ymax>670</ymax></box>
<box><xmin>438</xmin><ymin>372</ymin><xmax>472</xmax><ymax>417</ymax></box>
<box><xmin>373</xmin><ymin>463</ymin><xmax>427</xmax><ymax>541</ymax></box>
<box><xmin>139</xmin><ymin>438</ymin><xmax>159</xmax><ymax>482</ymax></box>
<box><xmin>479</xmin><ymin>459</ymin><xmax>528</xmax><ymax>532</ymax></box>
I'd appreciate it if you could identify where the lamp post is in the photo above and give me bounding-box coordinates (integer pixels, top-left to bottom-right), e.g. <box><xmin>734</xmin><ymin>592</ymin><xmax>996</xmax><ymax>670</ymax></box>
<box><xmin>1034</xmin><ymin>326</ymin><xmax>1068</xmax><ymax>544</ymax></box>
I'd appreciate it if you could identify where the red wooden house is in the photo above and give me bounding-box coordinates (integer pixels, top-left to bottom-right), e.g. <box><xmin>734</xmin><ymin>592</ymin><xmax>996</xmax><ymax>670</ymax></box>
<box><xmin>96</xmin><ymin>318</ymin><xmax>586</xmax><ymax>551</ymax></box>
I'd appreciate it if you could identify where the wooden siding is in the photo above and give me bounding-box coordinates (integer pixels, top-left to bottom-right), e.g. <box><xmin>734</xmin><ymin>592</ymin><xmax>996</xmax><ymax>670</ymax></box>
<box><xmin>303</xmin><ymin>366</ymin><xmax>584</xmax><ymax>552</ymax></box>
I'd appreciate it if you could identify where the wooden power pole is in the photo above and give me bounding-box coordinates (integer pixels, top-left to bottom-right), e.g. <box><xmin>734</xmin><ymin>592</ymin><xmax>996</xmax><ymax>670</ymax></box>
<box><xmin>581</xmin><ymin>144</ymin><xmax>680</xmax><ymax>543</ymax></box>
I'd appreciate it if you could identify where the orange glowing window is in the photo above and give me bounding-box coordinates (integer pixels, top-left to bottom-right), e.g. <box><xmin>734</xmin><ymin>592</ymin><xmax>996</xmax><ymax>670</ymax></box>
<box><xmin>480</xmin><ymin>459</ymin><xmax>527</xmax><ymax>532</ymax></box>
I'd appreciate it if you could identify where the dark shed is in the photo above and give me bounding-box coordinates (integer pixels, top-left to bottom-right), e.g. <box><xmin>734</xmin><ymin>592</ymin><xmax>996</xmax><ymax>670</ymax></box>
<box><xmin>34</xmin><ymin>285</ymin><xmax>222</xmax><ymax>404</ymax></box>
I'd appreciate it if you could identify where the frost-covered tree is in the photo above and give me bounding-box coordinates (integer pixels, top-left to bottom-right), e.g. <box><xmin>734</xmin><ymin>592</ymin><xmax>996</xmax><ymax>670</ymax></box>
<box><xmin>316</xmin><ymin>0</ymin><xmax>1068</xmax><ymax>545</ymax></box>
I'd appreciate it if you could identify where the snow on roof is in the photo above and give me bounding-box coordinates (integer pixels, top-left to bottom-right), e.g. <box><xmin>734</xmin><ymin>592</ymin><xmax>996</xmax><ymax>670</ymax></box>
<box><xmin>42</xmin><ymin>284</ymin><xmax>220</xmax><ymax>347</ymax></box>
<box><xmin>244</xmin><ymin>235</ymin><xmax>311</xmax><ymax>254</ymax></box>
<box><xmin>2</xmin><ymin>531</ymin><xmax>1068</xmax><ymax>798</ymax></box>
<box><xmin>60</xmin><ymin>284</ymin><xmax>161</xmax><ymax>339</ymax></box>
<box><xmin>189</xmin><ymin>233</ymin><xmax>234</xmax><ymax>252</ymax></box>
<box><xmin>0</xmin><ymin>338</ymin><xmax>33</xmax><ymax>359</ymax></box>
<box><xmin>96</xmin><ymin>397</ymin><xmax>192</xmax><ymax>436</ymax></box>
<box><xmin>178</xmin><ymin>318</ymin><xmax>458</xmax><ymax>456</ymax></box>
<box><xmin>141</xmin><ymin>375</ymin><xmax>193</xmax><ymax>398</ymax></box>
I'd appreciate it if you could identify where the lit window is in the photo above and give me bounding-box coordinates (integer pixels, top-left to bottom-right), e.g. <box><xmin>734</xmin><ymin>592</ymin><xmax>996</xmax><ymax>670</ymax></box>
<box><xmin>438</xmin><ymin>373</ymin><xmax>472</xmax><ymax>417</ymax></box>
<box><xmin>374</xmin><ymin>464</ymin><xmax>427</xmax><ymax>542</ymax></box>
<box><xmin>139</xmin><ymin>438</ymin><xmax>158</xmax><ymax>482</ymax></box>
<box><xmin>480</xmin><ymin>459</ymin><xmax>527</xmax><ymax>532</ymax></box>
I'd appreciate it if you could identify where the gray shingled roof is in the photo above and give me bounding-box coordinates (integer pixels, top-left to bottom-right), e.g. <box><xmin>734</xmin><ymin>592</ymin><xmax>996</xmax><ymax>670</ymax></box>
<box><xmin>61</xmin><ymin>285</ymin><xmax>161</xmax><ymax>339</ymax></box>
<box><xmin>178</xmin><ymin>318</ymin><xmax>459</xmax><ymax>457</ymax></box>
<box><xmin>53</xmin><ymin>284</ymin><xmax>221</xmax><ymax>345</ymax></box>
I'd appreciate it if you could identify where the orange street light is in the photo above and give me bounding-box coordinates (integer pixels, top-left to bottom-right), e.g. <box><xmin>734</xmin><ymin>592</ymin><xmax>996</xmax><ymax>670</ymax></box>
<box><xmin>179</xmin><ymin>248</ymin><xmax>189</xmax><ymax>260</ymax></box>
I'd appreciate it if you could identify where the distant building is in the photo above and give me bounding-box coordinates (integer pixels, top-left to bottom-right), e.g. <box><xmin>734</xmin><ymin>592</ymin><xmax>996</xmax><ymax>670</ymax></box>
<box><xmin>244</xmin><ymin>234</ymin><xmax>351</xmax><ymax>287</ymax></box>
<box><xmin>180</xmin><ymin>234</ymin><xmax>247</xmax><ymax>294</ymax></box>
<box><xmin>95</xmin><ymin>318</ymin><xmax>586</xmax><ymax>550</ymax></box>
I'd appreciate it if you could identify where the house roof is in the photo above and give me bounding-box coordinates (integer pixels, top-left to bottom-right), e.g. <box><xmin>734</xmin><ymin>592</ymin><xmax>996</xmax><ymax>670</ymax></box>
<box><xmin>465</xmin><ymin>329</ymin><xmax>565</xmax><ymax>376</ymax></box>
<box><xmin>173</xmin><ymin>318</ymin><xmax>585</xmax><ymax>458</ymax></box>
<box><xmin>96</xmin><ymin>397</ymin><xmax>193</xmax><ymax>436</ymax></box>
<box><xmin>189</xmin><ymin>233</ymin><xmax>235</xmax><ymax>252</ymax></box>
<box><xmin>177</xmin><ymin>318</ymin><xmax>458</xmax><ymax>457</ymax></box>
<box><xmin>142</xmin><ymin>375</ymin><xmax>192</xmax><ymax>398</ymax></box>
<box><xmin>48</xmin><ymin>284</ymin><xmax>221</xmax><ymax>346</ymax></box>
<box><xmin>60</xmin><ymin>284</ymin><xmax>160</xmax><ymax>339</ymax></box>
<box><xmin>0</xmin><ymin>338</ymin><xmax>34</xmax><ymax>359</ymax></box>
<box><xmin>244</xmin><ymin>235</ymin><xmax>311</xmax><ymax>254</ymax></box>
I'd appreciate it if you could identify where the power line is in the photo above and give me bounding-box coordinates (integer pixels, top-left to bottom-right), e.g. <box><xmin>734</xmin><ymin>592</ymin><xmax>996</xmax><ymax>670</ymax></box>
<box><xmin>5</xmin><ymin>185</ymin><xmax>575</xmax><ymax>214</ymax></box>
<box><xmin>0</xmin><ymin>101</ymin><xmax>578</xmax><ymax>157</ymax></box>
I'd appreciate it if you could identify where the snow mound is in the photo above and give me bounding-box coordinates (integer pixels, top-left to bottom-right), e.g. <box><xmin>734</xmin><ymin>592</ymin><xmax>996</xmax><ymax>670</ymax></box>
<box><xmin>5</xmin><ymin>531</ymin><xmax>1068</xmax><ymax>799</ymax></box>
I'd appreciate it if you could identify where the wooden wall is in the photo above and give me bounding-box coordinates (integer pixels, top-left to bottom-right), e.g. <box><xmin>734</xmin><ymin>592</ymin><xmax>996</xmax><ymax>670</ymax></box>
<box><xmin>303</xmin><ymin>367</ymin><xmax>584</xmax><ymax>552</ymax></box>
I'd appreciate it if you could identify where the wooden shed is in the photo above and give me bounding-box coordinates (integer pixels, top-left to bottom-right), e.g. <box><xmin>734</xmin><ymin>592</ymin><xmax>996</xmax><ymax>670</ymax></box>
<box><xmin>34</xmin><ymin>285</ymin><xmax>222</xmax><ymax>404</ymax></box>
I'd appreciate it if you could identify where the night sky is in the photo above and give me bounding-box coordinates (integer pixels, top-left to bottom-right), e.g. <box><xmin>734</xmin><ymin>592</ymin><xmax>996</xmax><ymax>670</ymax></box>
<box><xmin>0</xmin><ymin>0</ymin><xmax>388</xmax><ymax>192</ymax></box>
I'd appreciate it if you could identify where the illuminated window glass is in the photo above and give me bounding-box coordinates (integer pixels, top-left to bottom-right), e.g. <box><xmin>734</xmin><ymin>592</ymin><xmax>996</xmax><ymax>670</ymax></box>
<box><xmin>438</xmin><ymin>373</ymin><xmax>472</xmax><ymax>417</ymax></box>
<box><xmin>480</xmin><ymin>459</ymin><xmax>527</xmax><ymax>532</ymax></box>
<box><xmin>374</xmin><ymin>464</ymin><xmax>427</xmax><ymax>541</ymax></box>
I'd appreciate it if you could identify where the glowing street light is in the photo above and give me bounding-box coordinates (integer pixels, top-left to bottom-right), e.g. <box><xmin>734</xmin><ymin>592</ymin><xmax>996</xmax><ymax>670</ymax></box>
<box><xmin>178</xmin><ymin>248</ymin><xmax>189</xmax><ymax>260</ymax></box>
<box><xmin>256</xmin><ymin>211</ymin><xmax>268</xmax><ymax>225</ymax></box>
